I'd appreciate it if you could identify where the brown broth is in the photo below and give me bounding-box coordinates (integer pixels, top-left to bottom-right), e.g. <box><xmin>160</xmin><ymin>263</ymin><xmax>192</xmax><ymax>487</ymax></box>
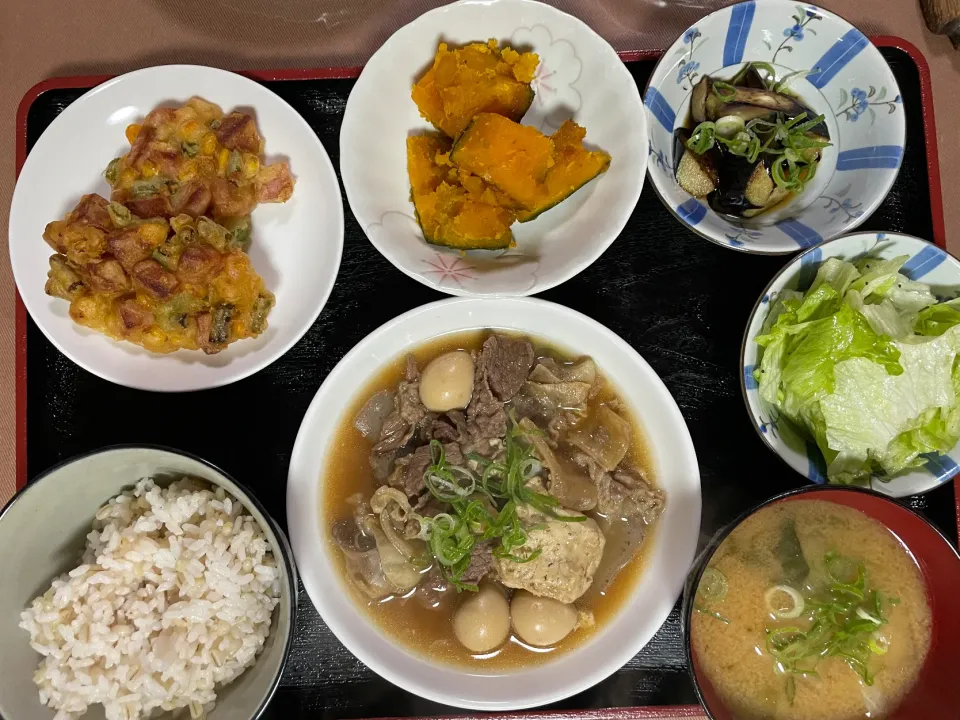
<box><xmin>320</xmin><ymin>330</ymin><xmax>659</xmax><ymax>669</ymax></box>
<box><xmin>691</xmin><ymin>500</ymin><xmax>931</xmax><ymax>720</ymax></box>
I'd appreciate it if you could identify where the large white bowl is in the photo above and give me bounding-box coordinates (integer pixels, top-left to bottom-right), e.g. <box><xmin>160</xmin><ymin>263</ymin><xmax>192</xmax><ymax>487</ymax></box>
<box><xmin>9</xmin><ymin>65</ymin><xmax>344</xmax><ymax>391</ymax></box>
<box><xmin>645</xmin><ymin>0</ymin><xmax>904</xmax><ymax>254</ymax></box>
<box><xmin>286</xmin><ymin>297</ymin><xmax>701</xmax><ymax>710</ymax></box>
<box><xmin>340</xmin><ymin>0</ymin><xmax>647</xmax><ymax>297</ymax></box>
<box><xmin>742</xmin><ymin>232</ymin><xmax>960</xmax><ymax>496</ymax></box>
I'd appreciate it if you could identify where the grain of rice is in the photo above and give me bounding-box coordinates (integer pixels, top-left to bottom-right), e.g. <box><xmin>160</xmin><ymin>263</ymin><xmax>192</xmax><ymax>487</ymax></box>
<box><xmin>20</xmin><ymin>478</ymin><xmax>280</xmax><ymax>720</ymax></box>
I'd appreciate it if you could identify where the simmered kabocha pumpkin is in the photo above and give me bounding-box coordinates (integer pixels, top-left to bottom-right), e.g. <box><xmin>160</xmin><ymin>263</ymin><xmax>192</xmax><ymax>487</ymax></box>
<box><xmin>516</xmin><ymin>120</ymin><xmax>611</xmax><ymax>222</ymax></box>
<box><xmin>412</xmin><ymin>40</ymin><xmax>539</xmax><ymax>138</ymax></box>
<box><xmin>407</xmin><ymin>134</ymin><xmax>516</xmax><ymax>250</ymax></box>
<box><xmin>451</xmin><ymin>114</ymin><xmax>610</xmax><ymax>218</ymax></box>
<box><xmin>449</xmin><ymin>113</ymin><xmax>556</xmax><ymax>210</ymax></box>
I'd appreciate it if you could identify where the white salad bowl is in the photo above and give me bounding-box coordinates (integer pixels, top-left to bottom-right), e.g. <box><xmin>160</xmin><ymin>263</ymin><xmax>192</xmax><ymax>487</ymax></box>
<box><xmin>286</xmin><ymin>297</ymin><xmax>701</xmax><ymax>710</ymax></box>
<box><xmin>339</xmin><ymin>0</ymin><xmax>647</xmax><ymax>297</ymax></box>
<box><xmin>742</xmin><ymin>232</ymin><xmax>960</xmax><ymax>497</ymax></box>
<box><xmin>9</xmin><ymin>65</ymin><xmax>344</xmax><ymax>391</ymax></box>
<box><xmin>645</xmin><ymin>0</ymin><xmax>905</xmax><ymax>254</ymax></box>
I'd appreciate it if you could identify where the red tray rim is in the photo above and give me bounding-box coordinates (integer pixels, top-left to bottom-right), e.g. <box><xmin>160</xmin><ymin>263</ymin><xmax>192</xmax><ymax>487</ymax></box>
<box><xmin>9</xmin><ymin>36</ymin><xmax>954</xmax><ymax>719</ymax></box>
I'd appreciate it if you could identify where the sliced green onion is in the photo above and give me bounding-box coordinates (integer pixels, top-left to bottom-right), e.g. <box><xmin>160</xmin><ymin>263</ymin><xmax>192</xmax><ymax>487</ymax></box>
<box><xmin>694</xmin><ymin>604</ymin><xmax>730</xmax><ymax>624</ymax></box>
<box><xmin>868</xmin><ymin>633</ymin><xmax>889</xmax><ymax>655</ymax></box>
<box><xmin>712</xmin><ymin>81</ymin><xmax>737</xmax><ymax>101</ymax></box>
<box><xmin>764</xmin><ymin>585</ymin><xmax>805</xmax><ymax>619</ymax></box>
<box><xmin>773</xmin><ymin>69</ymin><xmax>814</xmax><ymax>93</ymax></box>
<box><xmin>699</xmin><ymin>567</ymin><xmax>728</xmax><ymax>602</ymax></box>
<box><xmin>686</xmin><ymin>122</ymin><xmax>717</xmax><ymax>155</ymax></box>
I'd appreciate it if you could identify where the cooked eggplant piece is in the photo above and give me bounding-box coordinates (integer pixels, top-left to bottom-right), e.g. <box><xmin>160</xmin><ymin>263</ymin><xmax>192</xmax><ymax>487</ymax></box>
<box><xmin>725</xmin><ymin>87</ymin><xmax>806</xmax><ymax>116</ymax></box>
<box><xmin>708</xmin><ymin>155</ymin><xmax>763</xmax><ymax>217</ymax></box>
<box><xmin>676</xmin><ymin>151</ymin><xmax>720</xmax><ymax>198</ymax></box>
<box><xmin>691</xmin><ymin>76</ymin><xmax>711</xmax><ymax>124</ymax></box>
<box><xmin>744</xmin><ymin>162</ymin><xmax>774</xmax><ymax>208</ymax></box>
<box><xmin>742</xmin><ymin>186</ymin><xmax>792</xmax><ymax>218</ymax></box>
<box><xmin>673</xmin><ymin>128</ymin><xmax>720</xmax><ymax>198</ymax></box>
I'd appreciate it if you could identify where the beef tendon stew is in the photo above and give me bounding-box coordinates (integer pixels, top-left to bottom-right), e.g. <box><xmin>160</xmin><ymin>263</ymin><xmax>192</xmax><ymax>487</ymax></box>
<box><xmin>691</xmin><ymin>500</ymin><xmax>931</xmax><ymax>720</ymax></box>
<box><xmin>323</xmin><ymin>331</ymin><xmax>665</xmax><ymax>667</ymax></box>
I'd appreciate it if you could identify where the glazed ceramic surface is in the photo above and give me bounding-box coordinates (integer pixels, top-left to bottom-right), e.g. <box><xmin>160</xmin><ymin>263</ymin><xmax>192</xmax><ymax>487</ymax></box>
<box><xmin>0</xmin><ymin>446</ymin><xmax>297</xmax><ymax>720</ymax></box>
<box><xmin>287</xmin><ymin>297</ymin><xmax>700</xmax><ymax>709</ymax></box>
<box><xmin>742</xmin><ymin>232</ymin><xmax>960</xmax><ymax>496</ymax></box>
<box><xmin>9</xmin><ymin>65</ymin><xmax>344</xmax><ymax>391</ymax></box>
<box><xmin>645</xmin><ymin>0</ymin><xmax>904</xmax><ymax>254</ymax></box>
<box><xmin>340</xmin><ymin>0</ymin><xmax>647</xmax><ymax>296</ymax></box>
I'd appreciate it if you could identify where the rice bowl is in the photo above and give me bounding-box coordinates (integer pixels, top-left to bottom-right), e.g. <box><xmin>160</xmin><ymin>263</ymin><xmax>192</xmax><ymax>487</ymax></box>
<box><xmin>0</xmin><ymin>446</ymin><xmax>296</xmax><ymax>720</ymax></box>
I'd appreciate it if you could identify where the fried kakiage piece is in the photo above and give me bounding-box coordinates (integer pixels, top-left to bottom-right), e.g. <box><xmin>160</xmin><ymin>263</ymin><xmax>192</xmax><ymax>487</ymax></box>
<box><xmin>43</xmin><ymin>194</ymin><xmax>274</xmax><ymax>355</ymax></box>
<box><xmin>105</xmin><ymin>97</ymin><xmax>294</xmax><ymax>221</ymax></box>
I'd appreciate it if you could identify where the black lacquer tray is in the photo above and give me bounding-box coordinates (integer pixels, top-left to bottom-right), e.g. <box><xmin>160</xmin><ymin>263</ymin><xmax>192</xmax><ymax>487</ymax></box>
<box><xmin>14</xmin><ymin>40</ymin><xmax>956</xmax><ymax>719</ymax></box>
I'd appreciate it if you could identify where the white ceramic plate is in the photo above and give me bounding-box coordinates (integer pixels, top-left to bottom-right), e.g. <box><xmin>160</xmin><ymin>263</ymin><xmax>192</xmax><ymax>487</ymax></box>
<box><xmin>9</xmin><ymin>65</ymin><xmax>344</xmax><ymax>392</ymax></box>
<box><xmin>742</xmin><ymin>232</ymin><xmax>960</xmax><ymax>496</ymax></box>
<box><xmin>645</xmin><ymin>0</ymin><xmax>904</xmax><ymax>254</ymax></box>
<box><xmin>286</xmin><ymin>297</ymin><xmax>701</xmax><ymax>710</ymax></box>
<box><xmin>340</xmin><ymin>0</ymin><xmax>647</xmax><ymax>297</ymax></box>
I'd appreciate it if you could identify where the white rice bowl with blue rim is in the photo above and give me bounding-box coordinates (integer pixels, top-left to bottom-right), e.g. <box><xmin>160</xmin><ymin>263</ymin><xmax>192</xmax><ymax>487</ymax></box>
<box><xmin>742</xmin><ymin>232</ymin><xmax>960</xmax><ymax>497</ymax></box>
<box><xmin>644</xmin><ymin>0</ymin><xmax>905</xmax><ymax>254</ymax></box>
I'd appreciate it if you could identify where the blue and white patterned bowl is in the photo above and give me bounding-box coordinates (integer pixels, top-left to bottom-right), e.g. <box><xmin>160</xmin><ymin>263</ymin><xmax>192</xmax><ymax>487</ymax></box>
<box><xmin>644</xmin><ymin>1</ymin><xmax>905</xmax><ymax>254</ymax></box>
<box><xmin>741</xmin><ymin>232</ymin><xmax>960</xmax><ymax>497</ymax></box>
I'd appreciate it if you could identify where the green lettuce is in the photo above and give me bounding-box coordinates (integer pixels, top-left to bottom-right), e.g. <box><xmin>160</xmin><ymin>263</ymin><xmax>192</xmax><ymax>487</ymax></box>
<box><xmin>755</xmin><ymin>254</ymin><xmax>960</xmax><ymax>485</ymax></box>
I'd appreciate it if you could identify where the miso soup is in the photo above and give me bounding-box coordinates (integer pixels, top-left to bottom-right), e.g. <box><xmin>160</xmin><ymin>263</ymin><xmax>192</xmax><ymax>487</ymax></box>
<box><xmin>691</xmin><ymin>499</ymin><xmax>931</xmax><ymax>720</ymax></box>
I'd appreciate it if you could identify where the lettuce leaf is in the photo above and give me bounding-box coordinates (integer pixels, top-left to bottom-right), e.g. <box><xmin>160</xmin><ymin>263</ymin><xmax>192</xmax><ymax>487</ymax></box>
<box><xmin>755</xmin><ymin>255</ymin><xmax>960</xmax><ymax>485</ymax></box>
<box><xmin>915</xmin><ymin>299</ymin><xmax>960</xmax><ymax>337</ymax></box>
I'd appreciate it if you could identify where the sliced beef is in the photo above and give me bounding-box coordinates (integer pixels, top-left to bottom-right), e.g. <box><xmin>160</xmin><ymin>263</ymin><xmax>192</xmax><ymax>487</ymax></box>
<box><xmin>480</xmin><ymin>334</ymin><xmax>534</xmax><ymax>401</ymax></box>
<box><xmin>390</xmin><ymin>442</ymin><xmax>464</xmax><ymax>499</ymax></box>
<box><xmin>429</xmin><ymin>411</ymin><xmax>467</xmax><ymax>443</ymax></box>
<box><xmin>609</xmin><ymin>466</ymin><xmax>665</xmax><ymax>525</ymax></box>
<box><xmin>460</xmin><ymin>540</ymin><xmax>496</xmax><ymax>585</ymax></box>
<box><xmin>574</xmin><ymin>452</ymin><xmax>665</xmax><ymax>525</ymax></box>
<box><xmin>372</xmin><ymin>356</ymin><xmax>427</xmax><ymax>454</ymax></box>
<box><xmin>466</xmin><ymin>350</ymin><xmax>507</xmax><ymax>444</ymax></box>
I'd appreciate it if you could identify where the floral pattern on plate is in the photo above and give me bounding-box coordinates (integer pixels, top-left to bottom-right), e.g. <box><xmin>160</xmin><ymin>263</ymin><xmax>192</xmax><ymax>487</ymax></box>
<box><xmin>644</xmin><ymin>0</ymin><xmax>905</xmax><ymax>254</ymax></box>
<box><xmin>835</xmin><ymin>85</ymin><xmax>902</xmax><ymax>124</ymax></box>
<box><xmin>512</xmin><ymin>24</ymin><xmax>582</xmax><ymax>133</ymax></box>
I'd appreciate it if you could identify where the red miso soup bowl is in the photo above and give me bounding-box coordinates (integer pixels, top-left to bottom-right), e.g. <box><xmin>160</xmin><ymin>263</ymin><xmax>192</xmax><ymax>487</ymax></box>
<box><xmin>682</xmin><ymin>485</ymin><xmax>960</xmax><ymax>719</ymax></box>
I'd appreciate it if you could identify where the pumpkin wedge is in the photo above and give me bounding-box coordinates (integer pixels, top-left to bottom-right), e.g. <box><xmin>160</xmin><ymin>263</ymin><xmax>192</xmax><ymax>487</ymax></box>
<box><xmin>407</xmin><ymin>134</ymin><xmax>516</xmax><ymax>250</ymax></box>
<box><xmin>449</xmin><ymin>113</ymin><xmax>555</xmax><ymax>210</ymax></box>
<box><xmin>412</xmin><ymin>40</ymin><xmax>538</xmax><ymax>138</ymax></box>
<box><xmin>516</xmin><ymin>120</ymin><xmax>612</xmax><ymax>222</ymax></box>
